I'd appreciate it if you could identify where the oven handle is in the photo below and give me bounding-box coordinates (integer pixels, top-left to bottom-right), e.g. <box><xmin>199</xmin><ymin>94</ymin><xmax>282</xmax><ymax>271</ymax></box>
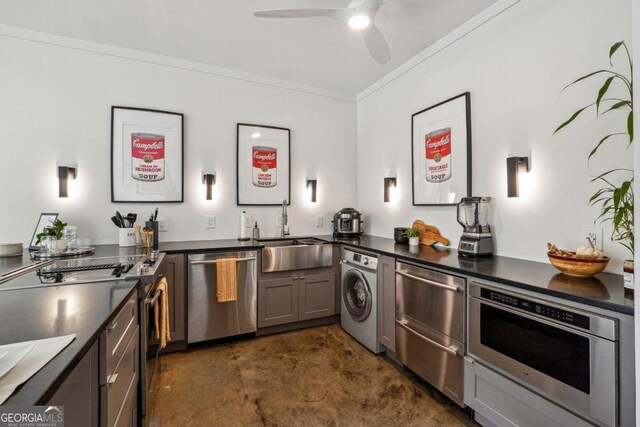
<box><xmin>395</xmin><ymin>270</ymin><xmax>460</xmax><ymax>293</ymax></box>
<box><xmin>395</xmin><ymin>319</ymin><xmax>459</xmax><ymax>356</ymax></box>
<box><xmin>145</xmin><ymin>288</ymin><xmax>162</xmax><ymax>306</ymax></box>
<box><xmin>190</xmin><ymin>257</ymin><xmax>256</xmax><ymax>265</ymax></box>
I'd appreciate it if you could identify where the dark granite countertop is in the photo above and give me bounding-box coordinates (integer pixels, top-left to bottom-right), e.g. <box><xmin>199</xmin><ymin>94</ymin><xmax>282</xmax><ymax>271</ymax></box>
<box><xmin>313</xmin><ymin>235</ymin><xmax>634</xmax><ymax>316</ymax></box>
<box><xmin>0</xmin><ymin>281</ymin><xmax>137</xmax><ymax>405</ymax></box>
<box><xmin>45</xmin><ymin>236</ymin><xmax>632</xmax><ymax>315</ymax></box>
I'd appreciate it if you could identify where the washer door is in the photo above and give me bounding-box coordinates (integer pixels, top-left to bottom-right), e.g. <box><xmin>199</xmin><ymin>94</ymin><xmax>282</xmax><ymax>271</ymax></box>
<box><xmin>342</xmin><ymin>269</ymin><xmax>372</xmax><ymax>322</ymax></box>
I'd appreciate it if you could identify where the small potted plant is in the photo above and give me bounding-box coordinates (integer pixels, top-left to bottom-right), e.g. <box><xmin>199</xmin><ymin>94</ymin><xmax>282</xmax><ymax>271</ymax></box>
<box><xmin>35</xmin><ymin>219</ymin><xmax>69</xmax><ymax>253</ymax></box>
<box><xmin>405</xmin><ymin>227</ymin><xmax>421</xmax><ymax>246</ymax></box>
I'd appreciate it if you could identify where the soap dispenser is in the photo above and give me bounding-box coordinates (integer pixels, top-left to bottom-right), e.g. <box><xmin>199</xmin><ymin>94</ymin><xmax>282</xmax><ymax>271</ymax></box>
<box><xmin>252</xmin><ymin>222</ymin><xmax>260</xmax><ymax>240</ymax></box>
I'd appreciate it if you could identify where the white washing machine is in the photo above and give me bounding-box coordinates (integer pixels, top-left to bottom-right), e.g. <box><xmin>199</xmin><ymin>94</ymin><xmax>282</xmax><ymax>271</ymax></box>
<box><xmin>340</xmin><ymin>248</ymin><xmax>384</xmax><ymax>354</ymax></box>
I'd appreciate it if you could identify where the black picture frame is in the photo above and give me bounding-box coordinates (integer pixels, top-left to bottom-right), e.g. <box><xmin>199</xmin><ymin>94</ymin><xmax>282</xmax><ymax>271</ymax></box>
<box><xmin>111</xmin><ymin>106</ymin><xmax>184</xmax><ymax>203</ymax></box>
<box><xmin>411</xmin><ymin>92</ymin><xmax>472</xmax><ymax>206</ymax></box>
<box><xmin>236</xmin><ymin>123</ymin><xmax>291</xmax><ymax>206</ymax></box>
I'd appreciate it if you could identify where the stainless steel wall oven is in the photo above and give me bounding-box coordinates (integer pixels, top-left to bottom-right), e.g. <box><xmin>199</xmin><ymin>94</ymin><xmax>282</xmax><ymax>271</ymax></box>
<box><xmin>468</xmin><ymin>281</ymin><xmax>618</xmax><ymax>427</ymax></box>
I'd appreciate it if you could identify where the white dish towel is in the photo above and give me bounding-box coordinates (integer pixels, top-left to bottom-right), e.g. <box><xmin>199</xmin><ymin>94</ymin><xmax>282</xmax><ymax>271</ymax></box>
<box><xmin>0</xmin><ymin>334</ymin><xmax>76</xmax><ymax>404</ymax></box>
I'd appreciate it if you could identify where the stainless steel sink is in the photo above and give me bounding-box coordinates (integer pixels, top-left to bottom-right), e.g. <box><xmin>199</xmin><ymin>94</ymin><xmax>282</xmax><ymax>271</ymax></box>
<box><xmin>259</xmin><ymin>238</ymin><xmax>332</xmax><ymax>272</ymax></box>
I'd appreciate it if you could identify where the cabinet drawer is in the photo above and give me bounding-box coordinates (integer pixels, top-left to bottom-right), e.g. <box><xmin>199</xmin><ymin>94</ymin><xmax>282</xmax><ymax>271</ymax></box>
<box><xmin>395</xmin><ymin>316</ymin><xmax>463</xmax><ymax>406</ymax></box>
<box><xmin>464</xmin><ymin>357</ymin><xmax>593</xmax><ymax>427</ymax></box>
<box><xmin>396</xmin><ymin>262</ymin><xmax>464</xmax><ymax>341</ymax></box>
<box><xmin>102</xmin><ymin>293</ymin><xmax>138</xmax><ymax>379</ymax></box>
<box><xmin>102</xmin><ymin>327</ymin><xmax>139</xmax><ymax>427</ymax></box>
<box><xmin>113</xmin><ymin>361</ymin><xmax>138</xmax><ymax>427</ymax></box>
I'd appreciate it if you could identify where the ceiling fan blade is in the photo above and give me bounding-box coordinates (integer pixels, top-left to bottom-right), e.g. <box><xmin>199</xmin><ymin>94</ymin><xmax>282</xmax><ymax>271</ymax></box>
<box><xmin>253</xmin><ymin>9</ymin><xmax>339</xmax><ymax>19</ymax></box>
<box><xmin>362</xmin><ymin>24</ymin><xmax>390</xmax><ymax>64</ymax></box>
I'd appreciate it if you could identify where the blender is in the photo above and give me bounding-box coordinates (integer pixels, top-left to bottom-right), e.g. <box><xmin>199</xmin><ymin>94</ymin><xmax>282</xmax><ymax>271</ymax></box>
<box><xmin>456</xmin><ymin>196</ymin><xmax>493</xmax><ymax>257</ymax></box>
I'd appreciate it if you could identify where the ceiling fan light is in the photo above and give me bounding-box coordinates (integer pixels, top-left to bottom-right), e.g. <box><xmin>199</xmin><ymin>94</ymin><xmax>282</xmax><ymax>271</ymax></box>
<box><xmin>348</xmin><ymin>14</ymin><xmax>370</xmax><ymax>30</ymax></box>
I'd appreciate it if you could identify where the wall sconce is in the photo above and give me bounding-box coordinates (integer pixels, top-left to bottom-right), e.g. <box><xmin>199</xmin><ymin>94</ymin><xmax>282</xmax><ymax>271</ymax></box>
<box><xmin>57</xmin><ymin>166</ymin><xmax>77</xmax><ymax>198</ymax></box>
<box><xmin>203</xmin><ymin>173</ymin><xmax>216</xmax><ymax>200</ymax></box>
<box><xmin>306</xmin><ymin>179</ymin><xmax>317</xmax><ymax>203</ymax></box>
<box><xmin>506</xmin><ymin>157</ymin><xmax>529</xmax><ymax>197</ymax></box>
<box><xmin>384</xmin><ymin>177</ymin><xmax>397</xmax><ymax>203</ymax></box>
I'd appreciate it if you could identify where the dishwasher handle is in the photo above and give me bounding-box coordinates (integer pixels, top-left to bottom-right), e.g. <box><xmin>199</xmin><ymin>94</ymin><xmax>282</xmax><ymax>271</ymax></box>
<box><xmin>190</xmin><ymin>257</ymin><xmax>256</xmax><ymax>265</ymax></box>
<box><xmin>395</xmin><ymin>269</ymin><xmax>460</xmax><ymax>292</ymax></box>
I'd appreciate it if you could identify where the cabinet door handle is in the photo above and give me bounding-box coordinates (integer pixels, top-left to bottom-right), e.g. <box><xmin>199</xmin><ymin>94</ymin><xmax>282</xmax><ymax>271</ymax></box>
<box><xmin>105</xmin><ymin>321</ymin><xmax>117</xmax><ymax>332</ymax></box>
<box><xmin>292</xmin><ymin>275</ymin><xmax>300</xmax><ymax>280</ymax></box>
<box><xmin>299</xmin><ymin>275</ymin><xmax>306</xmax><ymax>279</ymax></box>
<box><xmin>106</xmin><ymin>373</ymin><xmax>118</xmax><ymax>385</ymax></box>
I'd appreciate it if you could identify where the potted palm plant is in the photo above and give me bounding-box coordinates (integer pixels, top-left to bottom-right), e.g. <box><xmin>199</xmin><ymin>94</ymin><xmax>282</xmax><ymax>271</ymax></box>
<box><xmin>554</xmin><ymin>41</ymin><xmax>633</xmax><ymax>294</ymax></box>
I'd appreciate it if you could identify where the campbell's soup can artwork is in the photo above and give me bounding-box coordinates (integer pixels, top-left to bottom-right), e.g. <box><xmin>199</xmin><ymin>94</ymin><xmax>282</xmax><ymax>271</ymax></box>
<box><xmin>424</xmin><ymin>127</ymin><xmax>452</xmax><ymax>183</ymax></box>
<box><xmin>252</xmin><ymin>146</ymin><xmax>277</xmax><ymax>187</ymax></box>
<box><xmin>131</xmin><ymin>133</ymin><xmax>165</xmax><ymax>182</ymax></box>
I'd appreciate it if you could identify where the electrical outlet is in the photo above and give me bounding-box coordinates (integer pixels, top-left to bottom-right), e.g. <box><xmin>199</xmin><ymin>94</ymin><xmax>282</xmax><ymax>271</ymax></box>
<box><xmin>582</xmin><ymin>227</ymin><xmax>602</xmax><ymax>251</ymax></box>
<box><xmin>206</xmin><ymin>215</ymin><xmax>216</xmax><ymax>229</ymax></box>
<box><xmin>315</xmin><ymin>215</ymin><xmax>323</xmax><ymax>227</ymax></box>
<box><xmin>276</xmin><ymin>217</ymin><xmax>283</xmax><ymax>227</ymax></box>
<box><xmin>245</xmin><ymin>215</ymin><xmax>252</xmax><ymax>228</ymax></box>
<box><xmin>157</xmin><ymin>217</ymin><xmax>168</xmax><ymax>232</ymax></box>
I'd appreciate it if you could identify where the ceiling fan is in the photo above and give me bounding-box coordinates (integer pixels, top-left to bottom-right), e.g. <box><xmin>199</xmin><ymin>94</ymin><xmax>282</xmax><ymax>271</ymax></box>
<box><xmin>253</xmin><ymin>0</ymin><xmax>391</xmax><ymax>64</ymax></box>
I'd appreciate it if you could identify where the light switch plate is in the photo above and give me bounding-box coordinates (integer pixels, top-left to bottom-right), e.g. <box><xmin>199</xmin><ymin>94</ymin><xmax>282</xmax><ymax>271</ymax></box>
<box><xmin>206</xmin><ymin>215</ymin><xmax>216</xmax><ymax>229</ymax></box>
<box><xmin>158</xmin><ymin>217</ymin><xmax>168</xmax><ymax>232</ymax></box>
<box><xmin>315</xmin><ymin>215</ymin><xmax>323</xmax><ymax>227</ymax></box>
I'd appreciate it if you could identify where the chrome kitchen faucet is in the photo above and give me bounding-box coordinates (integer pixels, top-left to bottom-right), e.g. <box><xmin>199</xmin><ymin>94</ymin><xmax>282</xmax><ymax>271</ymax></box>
<box><xmin>281</xmin><ymin>199</ymin><xmax>290</xmax><ymax>238</ymax></box>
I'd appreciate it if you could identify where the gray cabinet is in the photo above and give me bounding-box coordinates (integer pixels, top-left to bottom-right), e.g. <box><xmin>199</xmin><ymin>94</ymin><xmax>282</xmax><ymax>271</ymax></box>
<box><xmin>258</xmin><ymin>277</ymin><xmax>298</xmax><ymax>327</ymax></box>
<box><xmin>298</xmin><ymin>272</ymin><xmax>336</xmax><ymax>321</ymax></box>
<box><xmin>464</xmin><ymin>357</ymin><xmax>592</xmax><ymax>427</ymax></box>
<box><xmin>155</xmin><ymin>253</ymin><xmax>186</xmax><ymax>345</ymax></box>
<box><xmin>258</xmin><ymin>271</ymin><xmax>336</xmax><ymax>328</ymax></box>
<box><xmin>47</xmin><ymin>291</ymin><xmax>139</xmax><ymax>427</ymax></box>
<box><xmin>376</xmin><ymin>255</ymin><xmax>395</xmax><ymax>351</ymax></box>
<box><xmin>47</xmin><ymin>341</ymin><xmax>99</xmax><ymax>427</ymax></box>
<box><xmin>100</xmin><ymin>292</ymin><xmax>139</xmax><ymax>427</ymax></box>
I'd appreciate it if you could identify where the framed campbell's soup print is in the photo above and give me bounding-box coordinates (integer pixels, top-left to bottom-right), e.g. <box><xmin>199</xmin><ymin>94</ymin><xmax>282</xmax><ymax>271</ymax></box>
<box><xmin>111</xmin><ymin>106</ymin><xmax>184</xmax><ymax>203</ymax></box>
<box><xmin>411</xmin><ymin>92</ymin><xmax>471</xmax><ymax>206</ymax></box>
<box><xmin>237</xmin><ymin>123</ymin><xmax>290</xmax><ymax>206</ymax></box>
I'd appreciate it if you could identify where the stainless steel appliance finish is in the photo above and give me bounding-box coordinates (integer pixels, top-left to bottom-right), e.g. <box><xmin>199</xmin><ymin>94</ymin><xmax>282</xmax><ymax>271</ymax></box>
<box><xmin>188</xmin><ymin>251</ymin><xmax>257</xmax><ymax>343</ymax></box>
<box><xmin>341</xmin><ymin>248</ymin><xmax>383</xmax><ymax>354</ymax></box>
<box><xmin>261</xmin><ymin>240</ymin><xmax>332</xmax><ymax>273</ymax></box>
<box><xmin>456</xmin><ymin>196</ymin><xmax>493</xmax><ymax>257</ymax></box>
<box><xmin>332</xmin><ymin>208</ymin><xmax>364</xmax><ymax>237</ymax></box>
<box><xmin>468</xmin><ymin>281</ymin><xmax>618</xmax><ymax>427</ymax></box>
<box><xmin>395</xmin><ymin>261</ymin><xmax>465</xmax><ymax>406</ymax></box>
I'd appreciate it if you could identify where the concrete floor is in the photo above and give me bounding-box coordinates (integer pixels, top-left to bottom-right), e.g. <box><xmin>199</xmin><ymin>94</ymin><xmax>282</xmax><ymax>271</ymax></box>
<box><xmin>152</xmin><ymin>324</ymin><xmax>478</xmax><ymax>426</ymax></box>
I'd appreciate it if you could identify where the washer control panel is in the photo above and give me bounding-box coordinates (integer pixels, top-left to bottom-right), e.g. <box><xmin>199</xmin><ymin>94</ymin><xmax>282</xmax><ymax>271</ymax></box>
<box><xmin>343</xmin><ymin>249</ymin><xmax>378</xmax><ymax>270</ymax></box>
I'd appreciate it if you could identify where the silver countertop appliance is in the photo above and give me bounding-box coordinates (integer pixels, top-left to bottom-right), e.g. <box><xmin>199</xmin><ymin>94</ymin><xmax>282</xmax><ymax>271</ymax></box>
<box><xmin>187</xmin><ymin>251</ymin><xmax>257</xmax><ymax>343</ymax></box>
<box><xmin>332</xmin><ymin>208</ymin><xmax>364</xmax><ymax>237</ymax></box>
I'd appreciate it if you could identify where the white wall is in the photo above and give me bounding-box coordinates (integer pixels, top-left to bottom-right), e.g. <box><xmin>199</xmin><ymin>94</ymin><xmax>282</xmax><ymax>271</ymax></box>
<box><xmin>0</xmin><ymin>34</ymin><xmax>357</xmax><ymax>245</ymax></box>
<box><xmin>356</xmin><ymin>0</ymin><xmax>632</xmax><ymax>272</ymax></box>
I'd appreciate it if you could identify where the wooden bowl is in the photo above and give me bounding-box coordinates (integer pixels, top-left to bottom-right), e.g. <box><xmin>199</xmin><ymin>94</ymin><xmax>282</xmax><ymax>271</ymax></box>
<box><xmin>547</xmin><ymin>252</ymin><xmax>609</xmax><ymax>277</ymax></box>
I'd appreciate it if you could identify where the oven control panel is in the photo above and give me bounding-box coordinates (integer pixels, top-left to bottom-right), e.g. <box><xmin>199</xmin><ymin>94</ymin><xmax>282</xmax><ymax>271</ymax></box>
<box><xmin>481</xmin><ymin>288</ymin><xmax>590</xmax><ymax>330</ymax></box>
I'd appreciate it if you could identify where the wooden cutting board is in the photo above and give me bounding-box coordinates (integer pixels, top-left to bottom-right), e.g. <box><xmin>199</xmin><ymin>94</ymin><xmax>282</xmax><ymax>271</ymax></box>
<box><xmin>412</xmin><ymin>220</ymin><xmax>450</xmax><ymax>246</ymax></box>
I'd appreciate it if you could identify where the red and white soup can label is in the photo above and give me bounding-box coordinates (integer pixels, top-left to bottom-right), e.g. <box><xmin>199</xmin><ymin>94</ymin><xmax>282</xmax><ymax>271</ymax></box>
<box><xmin>132</xmin><ymin>133</ymin><xmax>165</xmax><ymax>182</ymax></box>
<box><xmin>424</xmin><ymin>127</ymin><xmax>452</xmax><ymax>183</ymax></box>
<box><xmin>252</xmin><ymin>146</ymin><xmax>277</xmax><ymax>187</ymax></box>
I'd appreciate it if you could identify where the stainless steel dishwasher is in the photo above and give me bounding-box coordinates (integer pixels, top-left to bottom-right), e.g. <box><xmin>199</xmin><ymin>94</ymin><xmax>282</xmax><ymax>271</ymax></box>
<box><xmin>395</xmin><ymin>261</ymin><xmax>466</xmax><ymax>406</ymax></box>
<box><xmin>187</xmin><ymin>251</ymin><xmax>257</xmax><ymax>344</ymax></box>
